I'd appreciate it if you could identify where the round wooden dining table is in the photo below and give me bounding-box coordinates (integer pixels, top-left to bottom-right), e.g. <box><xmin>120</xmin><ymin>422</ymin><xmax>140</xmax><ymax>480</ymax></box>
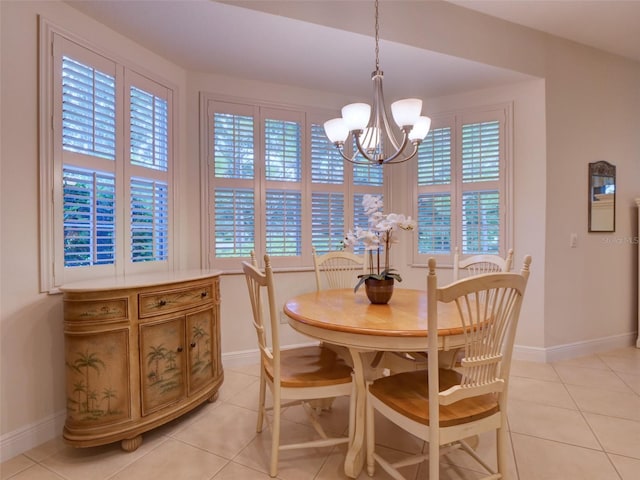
<box><xmin>283</xmin><ymin>288</ymin><xmax>465</xmax><ymax>479</ymax></box>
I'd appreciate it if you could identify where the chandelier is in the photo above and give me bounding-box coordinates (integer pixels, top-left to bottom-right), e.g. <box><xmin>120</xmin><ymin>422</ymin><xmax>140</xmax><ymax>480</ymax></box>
<box><xmin>323</xmin><ymin>0</ymin><xmax>431</xmax><ymax>165</ymax></box>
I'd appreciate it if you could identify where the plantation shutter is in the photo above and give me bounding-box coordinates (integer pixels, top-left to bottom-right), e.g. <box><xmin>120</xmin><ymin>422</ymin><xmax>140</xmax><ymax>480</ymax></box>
<box><xmin>126</xmin><ymin>75</ymin><xmax>171</xmax><ymax>264</ymax></box>
<box><xmin>265</xmin><ymin>190</ymin><xmax>302</xmax><ymax>256</ymax></box>
<box><xmin>214</xmin><ymin>188</ymin><xmax>255</xmax><ymax>258</ymax></box>
<box><xmin>264</xmin><ymin>113</ymin><xmax>303</xmax><ymax>257</ymax></box>
<box><xmin>60</xmin><ymin>50</ymin><xmax>117</xmax><ymax>270</ymax></box>
<box><xmin>417</xmin><ymin>193</ymin><xmax>451</xmax><ymax>254</ymax></box>
<box><xmin>211</xmin><ymin>104</ymin><xmax>256</xmax><ymax>263</ymax></box>
<box><xmin>62</xmin><ymin>166</ymin><xmax>116</xmax><ymax>267</ymax></box>
<box><xmin>310</xmin><ymin>123</ymin><xmax>345</xmax><ymax>254</ymax></box>
<box><xmin>130</xmin><ymin>178</ymin><xmax>168</xmax><ymax>262</ymax></box>
<box><xmin>130</xmin><ymin>87</ymin><xmax>169</xmax><ymax>171</ymax></box>
<box><xmin>460</xmin><ymin>120</ymin><xmax>501</xmax><ymax>254</ymax></box>
<box><xmin>416</xmin><ymin>126</ymin><xmax>452</xmax><ymax>254</ymax></box>
<box><xmin>61</xmin><ymin>56</ymin><xmax>116</xmax><ymax>160</ymax></box>
<box><xmin>411</xmin><ymin>107</ymin><xmax>509</xmax><ymax>264</ymax></box>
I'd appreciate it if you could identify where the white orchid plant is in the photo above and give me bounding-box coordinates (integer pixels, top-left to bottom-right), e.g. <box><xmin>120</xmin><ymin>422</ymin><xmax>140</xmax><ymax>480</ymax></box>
<box><xmin>343</xmin><ymin>194</ymin><xmax>417</xmax><ymax>293</ymax></box>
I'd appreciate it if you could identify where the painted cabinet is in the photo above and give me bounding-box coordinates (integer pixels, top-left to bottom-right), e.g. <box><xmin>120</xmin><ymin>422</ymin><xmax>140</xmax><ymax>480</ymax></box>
<box><xmin>61</xmin><ymin>271</ymin><xmax>223</xmax><ymax>451</ymax></box>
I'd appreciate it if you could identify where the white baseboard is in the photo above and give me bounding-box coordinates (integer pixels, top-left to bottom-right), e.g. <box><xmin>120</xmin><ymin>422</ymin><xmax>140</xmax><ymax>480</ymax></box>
<box><xmin>220</xmin><ymin>347</ymin><xmax>261</xmax><ymax>368</ymax></box>
<box><xmin>221</xmin><ymin>341</ymin><xmax>319</xmax><ymax>369</ymax></box>
<box><xmin>513</xmin><ymin>331</ymin><xmax>637</xmax><ymax>363</ymax></box>
<box><xmin>0</xmin><ymin>410</ymin><xmax>66</xmax><ymax>463</ymax></box>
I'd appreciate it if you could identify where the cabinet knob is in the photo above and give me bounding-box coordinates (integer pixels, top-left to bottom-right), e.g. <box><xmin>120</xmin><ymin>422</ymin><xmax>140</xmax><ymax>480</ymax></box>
<box><xmin>158</xmin><ymin>300</ymin><xmax>167</xmax><ymax>307</ymax></box>
<box><xmin>176</xmin><ymin>346</ymin><xmax>183</xmax><ymax>353</ymax></box>
<box><xmin>201</xmin><ymin>291</ymin><xmax>208</xmax><ymax>298</ymax></box>
<box><xmin>190</xmin><ymin>342</ymin><xmax>196</xmax><ymax>348</ymax></box>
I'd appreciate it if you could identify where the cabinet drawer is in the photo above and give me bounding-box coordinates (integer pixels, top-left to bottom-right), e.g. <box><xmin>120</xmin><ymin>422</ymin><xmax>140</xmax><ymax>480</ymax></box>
<box><xmin>64</xmin><ymin>298</ymin><xmax>129</xmax><ymax>324</ymax></box>
<box><xmin>139</xmin><ymin>283</ymin><xmax>213</xmax><ymax>318</ymax></box>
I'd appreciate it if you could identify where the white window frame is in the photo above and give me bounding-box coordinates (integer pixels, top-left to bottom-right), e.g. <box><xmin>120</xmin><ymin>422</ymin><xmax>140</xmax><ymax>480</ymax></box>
<box><xmin>39</xmin><ymin>20</ymin><xmax>178</xmax><ymax>292</ymax></box>
<box><xmin>199</xmin><ymin>93</ymin><xmax>387</xmax><ymax>272</ymax></box>
<box><xmin>411</xmin><ymin>103</ymin><xmax>513</xmax><ymax>265</ymax></box>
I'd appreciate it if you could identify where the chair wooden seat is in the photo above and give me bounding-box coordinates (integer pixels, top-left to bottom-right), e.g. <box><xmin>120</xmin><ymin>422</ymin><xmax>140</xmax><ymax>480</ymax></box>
<box><xmin>265</xmin><ymin>345</ymin><xmax>353</xmax><ymax>388</ymax></box>
<box><xmin>369</xmin><ymin>369</ymin><xmax>499</xmax><ymax>428</ymax></box>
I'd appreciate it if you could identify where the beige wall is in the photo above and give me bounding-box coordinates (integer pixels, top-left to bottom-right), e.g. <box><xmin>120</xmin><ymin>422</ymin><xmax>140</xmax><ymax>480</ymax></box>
<box><xmin>0</xmin><ymin>0</ymin><xmax>189</xmax><ymax>457</ymax></box>
<box><xmin>1</xmin><ymin>0</ymin><xmax>638</xmax><ymax>460</ymax></box>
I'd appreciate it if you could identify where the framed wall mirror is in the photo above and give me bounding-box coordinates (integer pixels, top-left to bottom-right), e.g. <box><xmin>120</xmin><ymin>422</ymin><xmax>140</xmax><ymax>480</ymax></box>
<box><xmin>588</xmin><ymin>161</ymin><xmax>616</xmax><ymax>232</ymax></box>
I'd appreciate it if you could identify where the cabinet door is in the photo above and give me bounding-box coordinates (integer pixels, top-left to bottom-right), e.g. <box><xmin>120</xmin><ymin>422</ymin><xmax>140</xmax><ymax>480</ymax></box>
<box><xmin>187</xmin><ymin>307</ymin><xmax>216</xmax><ymax>395</ymax></box>
<box><xmin>139</xmin><ymin>317</ymin><xmax>186</xmax><ymax>415</ymax></box>
<box><xmin>65</xmin><ymin>329</ymin><xmax>131</xmax><ymax>427</ymax></box>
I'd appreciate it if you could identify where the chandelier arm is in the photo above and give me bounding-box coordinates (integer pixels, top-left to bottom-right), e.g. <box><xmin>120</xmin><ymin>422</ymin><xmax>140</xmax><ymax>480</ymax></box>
<box><xmin>378</xmin><ymin>130</ymin><xmax>412</xmax><ymax>164</ymax></box>
<box><xmin>384</xmin><ymin>142</ymin><xmax>421</xmax><ymax>164</ymax></box>
<box><xmin>332</xmin><ymin>142</ymin><xmax>373</xmax><ymax>165</ymax></box>
<box><xmin>353</xmin><ymin>134</ymin><xmax>379</xmax><ymax>164</ymax></box>
<box><xmin>374</xmin><ymin>74</ymin><xmax>403</xmax><ymax>152</ymax></box>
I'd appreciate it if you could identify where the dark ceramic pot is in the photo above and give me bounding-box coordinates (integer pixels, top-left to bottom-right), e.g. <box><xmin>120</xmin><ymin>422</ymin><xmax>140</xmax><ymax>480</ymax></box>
<box><xmin>364</xmin><ymin>278</ymin><xmax>394</xmax><ymax>304</ymax></box>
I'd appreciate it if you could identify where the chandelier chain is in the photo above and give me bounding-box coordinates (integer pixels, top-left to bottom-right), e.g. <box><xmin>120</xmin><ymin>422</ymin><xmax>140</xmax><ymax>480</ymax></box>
<box><xmin>374</xmin><ymin>0</ymin><xmax>380</xmax><ymax>71</ymax></box>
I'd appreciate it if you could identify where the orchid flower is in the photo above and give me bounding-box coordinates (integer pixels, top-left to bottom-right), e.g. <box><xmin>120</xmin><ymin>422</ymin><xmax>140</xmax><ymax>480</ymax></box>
<box><xmin>343</xmin><ymin>195</ymin><xmax>416</xmax><ymax>292</ymax></box>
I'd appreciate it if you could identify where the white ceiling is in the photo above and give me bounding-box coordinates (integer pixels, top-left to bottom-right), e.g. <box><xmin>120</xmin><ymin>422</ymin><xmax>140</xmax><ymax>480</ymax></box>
<box><xmin>449</xmin><ymin>0</ymin><xmax>640</xmax><ymax>63</ymax></box>
<box><xmin>64</xmin><ymin>0</ymin><xmax>639</xmax><ymax>100</ymax></box>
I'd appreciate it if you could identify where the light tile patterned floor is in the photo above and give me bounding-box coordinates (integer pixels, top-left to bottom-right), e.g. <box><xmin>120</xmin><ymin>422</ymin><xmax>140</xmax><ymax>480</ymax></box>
<box><xmin>2</xmin><ymin>347</ymin><xmax>639</xmax><ymax>480</ymax></box>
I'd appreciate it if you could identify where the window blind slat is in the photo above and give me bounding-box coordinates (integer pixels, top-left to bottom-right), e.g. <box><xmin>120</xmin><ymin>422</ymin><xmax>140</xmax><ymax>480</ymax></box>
<box><xmin>462</xmin><ymin>190</ymin><xmax>500</xmax><ymax>254</ymax></box>
<box><xmin>130</xmin><ymin>86</ymin><xmax>168</xmax><ymax>171</ymax></box>
<box><xmin>214</xmin><ymin>188</ymin><xmax>255</xmax><ymax>257</ymax></box>
<box><xmin>417</xmin><ymin>127</ymin><xmax>452</xmax><ymax>186</ymax></box>
<box><xmin>265</xmin><ymin>119</ymin><xmax>301</xmax><ymax>182</ymax></box>
<box><xmin>62</xmin><ymin>56</ymin><xmax>116</xmax><ymax>160</ymax></box>
<box><xmin>130</xmin><ymin>178</ymin><xmax>169</xmax><ymax>262</ymax></box>
<box><xmin>213</xmin><ymin>113</ymin><xmax>254</xmax><ymax>179</ymax></box>
<box><xmin>63</xmin><ymin>166</ymin><xmax>116</xmax><ymax>267</ymax></box>
<box><xmin>311</xmin><ymin>192</ymin><xmax>345</xmax><ymax>254</ymax></box>
<box><xmin>353</xmin><ymin>160</ymin><xmax>383</xmax><ymax>186</ymax></box>
<box><xmin>461</xmin><ymin>121</ymin><xmax>500</xmax><ymax>183</ymax></box>
<box><xmin>311</xmin><ymin>123</ymin><xmax>344</xmax><ymax>184</ymax></box>
<box><xmin>266</xmin><ymin>190</ymin><xmax>302</xmax><ymax>256</ymax></box>
<box><xmin>417</xmin><ymin>193</ymin><xmax>451</xmax><ymax>254</ymax></box>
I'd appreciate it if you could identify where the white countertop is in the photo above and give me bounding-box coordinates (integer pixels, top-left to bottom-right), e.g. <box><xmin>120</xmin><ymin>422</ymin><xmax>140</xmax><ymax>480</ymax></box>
<box><xmin>60</xmin><ymin>269</ymin><xmax>223</xmax><ymax>292</ymax></box>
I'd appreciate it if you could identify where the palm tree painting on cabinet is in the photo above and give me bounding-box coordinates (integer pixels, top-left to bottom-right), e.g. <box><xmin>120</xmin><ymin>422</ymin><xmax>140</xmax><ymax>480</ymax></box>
<box><xmin>141</xmin><ymin>318</ymin><xmax>186</xmax><ymax>414</ymax></box>
<box><xmin>65</xmin><ymin>330</ymin><xmax>130</xmax><ymax>426</ymax></box>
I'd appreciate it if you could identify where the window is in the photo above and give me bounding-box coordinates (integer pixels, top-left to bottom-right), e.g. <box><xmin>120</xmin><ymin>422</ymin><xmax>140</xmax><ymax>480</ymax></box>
<box><xmin>40</xmin><ymin>27</ymin><xmax>175</xmax><ymax>290</ymax></box>
<box><xmin>202</xmin><ymin>96</ymin><xmax>384</xmax><ymax>270</ymax></box>
<box><xmin>412</xmin><ymin>105</ymin><xmax>511</xmax><ymax>264</ymax></box>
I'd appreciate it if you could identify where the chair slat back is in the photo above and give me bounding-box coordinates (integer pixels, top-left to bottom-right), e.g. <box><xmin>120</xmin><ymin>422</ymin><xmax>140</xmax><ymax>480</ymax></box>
<box><xmin>242</xmin><ymin>255</ymin><xmax>279</xmax><ymax>377</ymax></box>
<box><xmin>429</xmin><ymin>255</ymin><xmax>531</xmax><ymax>407</ymax></box>
<box><xmin>453</xmin><ymin>247</ymin><xmax>514</xmax><ymax>281</ymax></box>
<box><xmin>312</xmin><ymin>247</ymin><xmax>366</xmax><ymax>291</ymax></box>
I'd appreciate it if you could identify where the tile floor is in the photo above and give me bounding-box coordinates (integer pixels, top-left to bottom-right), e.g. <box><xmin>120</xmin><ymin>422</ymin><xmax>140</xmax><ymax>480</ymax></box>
<box><xmin>2</xmin><ymin>347</ymin><xmax>639</xmax><ymax>480</ymax></box>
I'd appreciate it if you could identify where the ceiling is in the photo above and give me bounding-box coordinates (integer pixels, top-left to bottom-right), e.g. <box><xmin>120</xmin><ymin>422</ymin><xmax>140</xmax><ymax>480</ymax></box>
<box><xmin>449</xmin><ymin>0</ymin><xmax>640</xmax><ymax>64</ymax></box>
<box><xmin>63</xmin><ymin>0</ymin><xmax>640</xmax><ymax>100</ymax></box>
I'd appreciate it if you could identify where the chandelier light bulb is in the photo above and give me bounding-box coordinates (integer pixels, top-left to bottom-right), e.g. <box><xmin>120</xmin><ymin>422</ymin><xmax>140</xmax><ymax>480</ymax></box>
<box><xmin>390</xmin><ymin>98</ymin><xmax>422</xmax><ymax>128</ymax></box>
<box><xmin>341</xmin><ymin>103</ymin><xmax>371</xmax><ymax>132</ymax></box>
<box><xmin>324</xmin><ymin>118</ymin><xmax>349</xmax><ymax>144</ymax></box>
<box><xmin>408</xmin><ymin>116</ymin><xmax>432</xmax><ymax>142</ymax></box>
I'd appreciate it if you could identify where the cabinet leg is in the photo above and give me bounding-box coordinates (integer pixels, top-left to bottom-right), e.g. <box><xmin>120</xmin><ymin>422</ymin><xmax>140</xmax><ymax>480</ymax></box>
<box><xmin>121</xmin><ymin>435</ymin><xmax>143</xmax><ymax>452</ymax></box>
<box><xmin>208</xmin><ymin>391</ymin><xmax>219</xmax><ymax>403</ymax></box>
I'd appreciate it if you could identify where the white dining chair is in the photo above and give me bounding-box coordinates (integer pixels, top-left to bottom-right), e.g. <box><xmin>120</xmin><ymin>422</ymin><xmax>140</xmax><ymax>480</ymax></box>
<box><xmin>365</xmin><ymin>255</ymin><xmax>532</xmax><ymax>480</ymax></box>
<box><xmin>452</xmin><ymin>247</ymin><xmax>514</xmax><ymax>281</ymax></box>
<box><xmin>312</xmin><ymin>246</ymin><xmax>367</xmax><ymax>291</ymax></box>
<box><xmin>242</xmin><ymin>254</ymin><xmax>355</xmax><ymax>477</ymax></box>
